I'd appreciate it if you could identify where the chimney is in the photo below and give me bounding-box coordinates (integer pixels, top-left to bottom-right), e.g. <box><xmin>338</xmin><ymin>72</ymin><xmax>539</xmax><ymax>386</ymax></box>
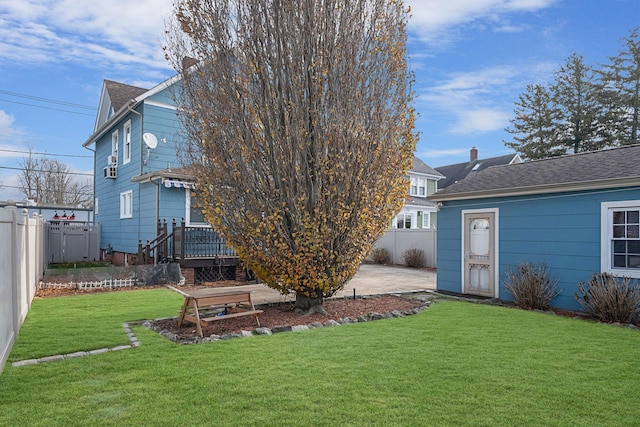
<box><xmin>470</xmin><ymin>147</ymin><xmax>478</xmax><ymax>162</ymax></box>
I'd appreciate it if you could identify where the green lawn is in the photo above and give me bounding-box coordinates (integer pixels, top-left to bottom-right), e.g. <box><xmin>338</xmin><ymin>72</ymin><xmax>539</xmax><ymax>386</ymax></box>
<box><xmin>1</xmin><ymin>290</ymin><xmax>640</xmax><ymax>426</ymax></box>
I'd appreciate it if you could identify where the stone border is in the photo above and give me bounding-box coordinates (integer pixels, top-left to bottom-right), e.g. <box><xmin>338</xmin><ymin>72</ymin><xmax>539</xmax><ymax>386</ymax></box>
<box><xmin>143</xmin><ymin>293</ymin><xmax>436</xmax><ymax>345</ymax></box>
<box><xmin>11</xmin><ymin>322</ymin><xmax>140</xmax><ymax>368</ymax></box>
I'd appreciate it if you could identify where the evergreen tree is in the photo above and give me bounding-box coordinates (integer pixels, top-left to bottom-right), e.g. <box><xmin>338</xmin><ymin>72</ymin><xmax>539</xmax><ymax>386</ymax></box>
<box><xmin>600</xmin><ymin>27</ymin><xmax>640</xmax><ymax>145</ymax></box>
<box><xmin>552</xmin><ymin>53</ymin><xmax>604</xmax><ymax>154</ymax></box>
<box><xmin>504</xmin><ymin>84</ymin><xmax>564</xmax><ymax>160</ymax></box>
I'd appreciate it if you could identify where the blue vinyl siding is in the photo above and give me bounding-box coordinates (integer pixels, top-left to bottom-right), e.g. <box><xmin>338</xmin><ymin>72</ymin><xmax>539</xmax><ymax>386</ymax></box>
<box><xmin>93</xmin><ymin>83</ymin><xmax>190</xmax><ymax>255</ymax></box>
<box><xmin>437</xmin><ymin>187</ymin><xmax>640</xmax><ymax>311</ymax></box>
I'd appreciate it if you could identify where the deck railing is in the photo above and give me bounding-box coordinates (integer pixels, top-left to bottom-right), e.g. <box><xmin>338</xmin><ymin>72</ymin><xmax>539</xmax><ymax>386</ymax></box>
<box><xmin>137</xmin><ymin>219</ymin><xmax>236</xmax><ymax>264</ymax></box>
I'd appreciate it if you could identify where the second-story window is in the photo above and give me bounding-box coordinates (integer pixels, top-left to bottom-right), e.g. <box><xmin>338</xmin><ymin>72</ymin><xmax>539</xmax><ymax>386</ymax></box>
<box><xmin>410</xmin><ymin>176</ymin><xmax>426</xmax><ymax>197</ymax></box>
<box><xmin>123</xmin><ymin>120</ymin><xmax>131</xmax><ymax>164</ymax></box>
<box><xmin>111</xmin><ymin>129</ymin><xmax>119</xmax><ymax>163</ymax></box>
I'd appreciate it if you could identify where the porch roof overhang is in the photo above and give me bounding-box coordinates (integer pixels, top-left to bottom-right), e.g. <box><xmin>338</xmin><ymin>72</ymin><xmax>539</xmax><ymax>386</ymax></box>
<box><xmin>131</xmin><ymin>169</ymin><xmax>194</xmax><ymax>186</ymax></box>
<box><xmin>429</xmin><ymin>177</ymin><xmax>640</xmax><ymax>202</ymax></box>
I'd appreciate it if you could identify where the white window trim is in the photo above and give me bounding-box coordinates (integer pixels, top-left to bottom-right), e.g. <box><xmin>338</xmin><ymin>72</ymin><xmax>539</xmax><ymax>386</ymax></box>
<box><xmin>600</xmin><ymin>200</ymin><xmax>640</xmax><ymax>278</ymax></box>
<box><xmin>395</xmin><ymin>213</ymin><xmax>413</xmax><ymax>229</ymax></box>
<box><xmin>409</xmin><ymin>175</ymin><xmax>427</xmax><ymax>197</ymax></box>
<box><xmin>120</xmin><ymin>190</ymin><xmax>133</xmax><ymax>219</ymax></box>
<box><xmin>422</xmin><ymin>211</ymin><xmax>430</xmax><ymax>229</ymax></box>
<box><xmin>123</xmin><ymin>120</ymin><xmax>131</xmax><ymax>165</ymax></box>
<box><xmin>185</xmin><ymin>190</ymin><xmax>210</xmax><ymax>227</ymax></box>
<box><xmin>94</xmin><ymin>197</ymin><xmax>99</xmax><ymax>216</ymax></box>
<box><xmin>111</xmin><ymin>129</ymin><xmax>119</xmax><ymax>163</ymax></box>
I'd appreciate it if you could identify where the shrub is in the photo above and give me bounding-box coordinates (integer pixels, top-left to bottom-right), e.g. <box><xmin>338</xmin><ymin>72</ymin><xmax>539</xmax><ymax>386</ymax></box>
<box><xmin>504</xmin><ymin>262</ymin><xmax>560</xmax><ymax>310</ymax></box>
<box><xmin>370</xmin><ymin>247</ymin><xmax>390</xmax><ymax>265</ymax></box>
<box><xmin>402</xmin><ymin>248</ymin><xmax>424</xmax><ymax>268</ymax></box>
<box><xmin>575</xmin><ymin>273</ymin><xmax>640</xmax><ymax>324</ymax></box>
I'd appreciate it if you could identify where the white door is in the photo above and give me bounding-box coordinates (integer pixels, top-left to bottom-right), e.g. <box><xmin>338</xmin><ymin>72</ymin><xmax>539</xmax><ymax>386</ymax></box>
<box><xmin>463</xmin><ymin>211</ymin><xmax>496</xmax><ymax>297</ymax></box>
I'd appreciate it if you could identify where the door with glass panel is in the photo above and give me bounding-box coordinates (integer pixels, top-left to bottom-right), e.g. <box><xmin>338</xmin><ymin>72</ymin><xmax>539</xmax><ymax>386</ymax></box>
<box><xmin>463</xmin><ymin>212</ymin><xmax>495</xmax><ymax>297</ymax></box>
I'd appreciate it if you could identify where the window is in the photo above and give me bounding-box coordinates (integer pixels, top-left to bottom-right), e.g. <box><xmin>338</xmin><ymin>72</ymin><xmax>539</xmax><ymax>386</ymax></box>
<box><xmin>120</xmin><ymin>190</ymin><xmax>133</xmax><ymax>219</ymax></box>
<box><xmin>601</xmin><ymin>201</ymin><xmax>640</xmax><ymax>278</ymax></box>
<box><xmin>422</xmin><ymin>212</ymin><xmax>430</xmax><ymax>228</ymax></box>
<box><xmin>186</xmin><ymin>190</ymin><xmax>208</xmax><ymax>226</ymax></box>
<box><xmin>409</xmin><ymin>176</ymin><xmax>427</xmax><ymax>197</ymax></box>
<box><xmin>396</xmin><ymin>213</ymin><xmax>412</xmax><ymax>229</ymax></box>
<box><xmin>111</xmin><ymin>130</ymin><xmax>119</xmax><ymax>163</ymax></box>
<box><xmin>123</xmin><ymin>121</ymin><xmax>131</xmax><ymax>164</ymax></box>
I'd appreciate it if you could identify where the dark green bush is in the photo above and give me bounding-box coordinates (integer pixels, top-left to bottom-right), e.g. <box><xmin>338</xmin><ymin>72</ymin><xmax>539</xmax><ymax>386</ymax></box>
<box><xmin>504</xmin><ymin>262</ymin><xmax>560</xmax><ymax>310</ymax></box>
<box><xmin>371</xmin><ymin>247</ymin><xmax>390</xmax><ymax>264</ymax></box>
<box><xmin>402</xmin><ymin>248</ymin><xmax>424</xmax><ymax>268</ymax></box>
<box><xmin>575</xmin><ymin>273</ymin><xmax>640</xmax><ymax>324</ymax></box>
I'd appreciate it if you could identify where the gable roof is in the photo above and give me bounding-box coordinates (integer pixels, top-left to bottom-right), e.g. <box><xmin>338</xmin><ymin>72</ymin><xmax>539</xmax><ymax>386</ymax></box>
<box><xmin>104</xmin><ymin>80</ymin><xmax>148</xmax><ymax>111</ymax></box>
<box><xmin>435</xmin><ymin>152</ymin><xmax>521</xmax><ymax>189</ymax></box>
<box><xmin>84</xmin><ymin>74</ymin><xmax>182</xmax><ymax>148</ymax></box>
<box><xmin>430</xmin><ymin>145</ymin><xmax>640</xmax><ymax>201</ymax></box>
<box><xmin>412</xmin><ymin>156</ymin><xmax>444</xmax><ymax>178</ymax></box>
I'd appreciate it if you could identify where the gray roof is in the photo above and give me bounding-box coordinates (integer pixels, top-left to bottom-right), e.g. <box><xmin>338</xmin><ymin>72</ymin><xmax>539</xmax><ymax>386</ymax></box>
<box><xmin>412</xmin><ymin>156</ymin><xmax>444</xmax><ymax>177</ymax></box>
<box><xmin>431</xmin><ymin>145</ymin><xmax>640</xmax><ymax>201</ymax></box>
<box><xmin>435</xmin><ymin>153</ymin><xmax>519</xmax><ymax>189</ymax></box>
<box><xmin>104</xmin><ymin>79</ymin><xmax>148</xmax><ymax>111</ymax></box>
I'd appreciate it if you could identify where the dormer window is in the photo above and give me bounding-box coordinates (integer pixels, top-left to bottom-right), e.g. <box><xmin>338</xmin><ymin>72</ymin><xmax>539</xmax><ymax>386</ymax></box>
<box><xmin>410</xmin><ymin>176</ymin><xmax>427</xmax><ymax>197</ymax></box>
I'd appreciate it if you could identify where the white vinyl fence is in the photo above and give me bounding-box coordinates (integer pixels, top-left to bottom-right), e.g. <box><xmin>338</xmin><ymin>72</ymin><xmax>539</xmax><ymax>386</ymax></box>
<box><xmin>0</xmin><ymin>207</ymin><xmax>46</xmax><ymax>373</ymax></box>
<box><xmin>372</xmin><ymin>228</ymin><xmax>437</xmax><ymax>268</ymax></box>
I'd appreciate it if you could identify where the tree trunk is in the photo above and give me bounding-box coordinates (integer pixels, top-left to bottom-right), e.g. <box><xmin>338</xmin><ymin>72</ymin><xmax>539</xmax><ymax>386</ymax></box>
<box><xmin>295</xmin><ymin>293</ymin><xmax>329</xmax><ymax>316</ymax></box>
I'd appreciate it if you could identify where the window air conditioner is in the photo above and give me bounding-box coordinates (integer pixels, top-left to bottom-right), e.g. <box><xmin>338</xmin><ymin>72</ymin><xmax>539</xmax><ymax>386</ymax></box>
<box><xmin>107</xmin><ymin>155</ymin><xmax>117</xmax><ymax>165</ymax></box>
<box><xmin>104</xmin><ymin>165</ymin><xmax>117</xmax><ymax>179</ymax></box>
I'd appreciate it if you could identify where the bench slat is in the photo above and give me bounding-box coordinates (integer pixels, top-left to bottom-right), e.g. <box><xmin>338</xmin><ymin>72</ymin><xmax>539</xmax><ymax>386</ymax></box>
<box><xmin>202</xmin><ymin>310</ymin><xmax>263</xmax><ymax>322</ymax></box>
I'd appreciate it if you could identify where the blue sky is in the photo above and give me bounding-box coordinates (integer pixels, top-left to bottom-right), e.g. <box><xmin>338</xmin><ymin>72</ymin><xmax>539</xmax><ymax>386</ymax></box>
<box><xmin>0</xmin><ymin>0</ymin><xmax>638</xmax><ymax>201</ymax></box>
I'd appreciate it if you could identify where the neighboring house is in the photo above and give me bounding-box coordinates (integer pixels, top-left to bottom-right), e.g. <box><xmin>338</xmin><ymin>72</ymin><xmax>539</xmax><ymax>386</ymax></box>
<box><xmin>429</xmin><ymin>145</ymin><xmax>640</xmax><ymax>312</ymax></box>
<box><xmin>435</xmin><ymin>147</ymin><xmax>522</xmax><ymax>189</ymax></box>
<box><xmin>392</xmin><ymin>156</ymin><xmax>443</xmax><ymax>229</ymax></box>
<box><xmin>82</xmin><ymin>77</ymin><xmax>236</xmax><ymax>281</ymax></box>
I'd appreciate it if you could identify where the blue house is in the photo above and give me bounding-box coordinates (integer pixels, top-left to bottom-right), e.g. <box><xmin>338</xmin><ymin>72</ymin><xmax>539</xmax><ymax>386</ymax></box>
<box><xmin>82</xmin><ymin>77</ymin><xmax>240</xmax><ymax>282</ymax></box>
<box><xmin>430</xmin><ymin>145</ymin><xmax>640</xmax><ymax>311</ymax></box>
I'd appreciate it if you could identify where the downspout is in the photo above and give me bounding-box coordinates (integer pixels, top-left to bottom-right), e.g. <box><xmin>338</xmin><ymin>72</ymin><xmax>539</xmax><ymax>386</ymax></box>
<box><xmin>127</xmin><ymin>103</ymin><xmax>144</xmax><ymax>245</ymax></box>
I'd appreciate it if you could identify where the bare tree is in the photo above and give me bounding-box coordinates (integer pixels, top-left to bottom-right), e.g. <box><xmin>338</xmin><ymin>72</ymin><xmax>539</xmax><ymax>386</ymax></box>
<box><xmin>166</xmin><ymin>0</ymin><xmax>416</xmax><ymax>313</ymax></box>
<box><xmin>18</xmin><ymin>148</ymin><xmax>92</xmax><ymax>206</ymax></box>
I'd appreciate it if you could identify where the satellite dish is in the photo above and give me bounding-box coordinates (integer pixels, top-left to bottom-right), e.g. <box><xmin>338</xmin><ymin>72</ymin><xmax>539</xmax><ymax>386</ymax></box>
<box><xmin>143</xmin><ymin>133</ymin><xmax>158</xmax><ymax>149</ymax></box>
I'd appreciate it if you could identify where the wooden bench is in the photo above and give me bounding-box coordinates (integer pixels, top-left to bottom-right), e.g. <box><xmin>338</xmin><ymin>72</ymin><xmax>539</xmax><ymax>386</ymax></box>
<box><xmin>168</xmin><ymin>286</ymin><xmax>263</xmax><ymax>337</ymax></box>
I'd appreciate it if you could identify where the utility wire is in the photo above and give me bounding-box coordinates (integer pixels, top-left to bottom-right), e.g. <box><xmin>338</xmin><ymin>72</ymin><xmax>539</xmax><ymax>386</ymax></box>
<box><xmin>0</xmin><ymin>165</ymin><xmax>93</xmax><ymax>177</ymax></box>
<box><xmin>0</xmin><ymin>89</ymin><xmax>97</xmax><ymax>110</ymax></box>
<box><xmin>0</xmin><ymin>183</ymin><xmax>93</xmax><ymax>196</ymax></box>
<box><xmin>0</xmin><ymin>98</ymin><xmax>96</xmax><ymax>117</ymax></box>
<box><xmin>0</xmin><ymin>148</ymin><xmax>93</xmax><ymax>158</ymax></box>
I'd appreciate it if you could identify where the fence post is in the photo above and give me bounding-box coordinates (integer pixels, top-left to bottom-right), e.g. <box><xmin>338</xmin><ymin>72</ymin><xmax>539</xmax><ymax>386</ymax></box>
<box><xmin>137</xmin><ymin>240</ymin><xmax>144</xmax><ymax>265</ymax></box>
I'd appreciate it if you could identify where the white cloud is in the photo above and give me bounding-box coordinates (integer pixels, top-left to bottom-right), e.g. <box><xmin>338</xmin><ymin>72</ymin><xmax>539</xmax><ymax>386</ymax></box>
<box><xmin>407</xmin><ymin>0</ymin><xmax>557</xmax><ymax>43</ymax></box>
<box><xmin>419</xmin><ymin>66</ymin><xmax>518</xmax><ymax>134</ymax></box>
<box><xmin>0</xmin><ymin>0</ymin><xmax>174</xmax><ymax>72</ymax></box>
<box><xmin>420</xmin><ymin>147</ymin><xmax>469</xmax><ymax>158</ymax></box>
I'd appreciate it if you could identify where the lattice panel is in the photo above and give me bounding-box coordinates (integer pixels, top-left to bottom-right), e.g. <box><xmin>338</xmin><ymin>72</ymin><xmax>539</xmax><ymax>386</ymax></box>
<box><xmin>195</xmin><ymin>266</ymin><xmax>236</xmax><ymax>283</ymax></box>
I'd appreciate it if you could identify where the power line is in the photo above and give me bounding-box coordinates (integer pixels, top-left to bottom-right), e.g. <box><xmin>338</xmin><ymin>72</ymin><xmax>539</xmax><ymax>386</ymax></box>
<box><xmin>0</xmin><ymin>89</ymin><xmax>97</xmax><ymax>110</ymax></box>
<box><xmin>0</xmin><ymin>98</ymin><xmax>96</xmax><ymax>117</ymax></box>
<box><xmin>0</xmin><ymin>148</ymin><xmax>93</xmax><ymax>158</ymax></box>
<box><xmin>0</xmin><ymin>165</ymin><xmax>93</xmax><ymax>177</ymax></box>
<box><xmin>0</xmin><ymin>183</ymin><xmax>93</xmax><ymax>196</ymax></box>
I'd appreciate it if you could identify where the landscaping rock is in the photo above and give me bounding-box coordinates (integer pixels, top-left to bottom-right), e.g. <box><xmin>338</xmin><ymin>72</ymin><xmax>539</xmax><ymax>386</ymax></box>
<box><xmin>272</xmin><ymin>325</ymin><xmax>293</xmax><ymax>333</ymax></box>
<box><xmin>254</xmin><ymin>327</ymin><xmax>272</xmax><ymax>335</ymax></box>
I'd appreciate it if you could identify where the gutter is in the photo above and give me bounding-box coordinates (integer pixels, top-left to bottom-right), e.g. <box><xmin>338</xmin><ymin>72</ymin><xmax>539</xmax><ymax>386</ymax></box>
<box><xmin>82</xmin><ymin>98</ymin><xmax>138</xmax><ymax>148</ymax></box>
<box><xmin>430</xmin><ymin>176</ymin><xmax>640</xmax><ymax>202</ymax></box>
